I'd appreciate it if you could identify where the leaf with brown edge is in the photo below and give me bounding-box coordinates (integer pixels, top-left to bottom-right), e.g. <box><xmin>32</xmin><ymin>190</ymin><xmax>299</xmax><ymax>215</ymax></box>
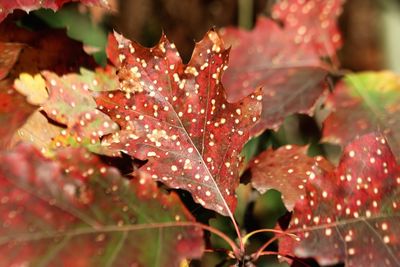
<box><xmin>278</xmin><ymin>133</ymin><xmax>400</xmax><ymax>266</ymax></box>
<box><xmin>0</xmin><ymin>42</ymin><xmax>23</xmax><ymax>80</ymax></box>
<box><xmin>0</xmin><ymin>81</ymin><xmax>36</xmax><ymax>149</ymax></box>
<box><xmin>220</xmin><ymin>0</ymin><xmax>344</xmax><ymax>135</ymax></box>
<box><xmin>322</xmin><ymin>72</ymin><xmax>400</xmax><ymax>162</ymax></box>
<box><xmin>96</xmin><ymin>31</ymin><xmax>262</xmax><ymax>216</ymax></box>
<box><xmin>0</xmin><ymin>0</ymin><xmax>109</xmax><ymax>22</ymax></box>
<box><xmin>0</xmin><ymin>143</ymin><xmax>204</xmax><ymax>267</ymax></box>
<box><xmin>249</xmin><ymin>145</ymin><xmax>331</xmax><ymax>211</ymax></box>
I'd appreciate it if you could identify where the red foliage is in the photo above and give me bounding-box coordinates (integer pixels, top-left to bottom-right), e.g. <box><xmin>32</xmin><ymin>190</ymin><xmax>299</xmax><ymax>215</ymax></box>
<box><xmin>0</xmin><ymin>0</ymin><xmax>109</xmax><ymax>22</ymax></box>
<box><xmin>0</xmin><ymin>18</ymin><xmax>96</xmax><ymax>78</ymax></box>
<box><xmin>279</xmin><ymin>133</ymin><xmax>400</xmax><ymax>266</ymax></box>
<box><xmin>0</xmin><ymin>42</ymin><xmax>23</xmax><ymax>80</ymax></box>
<box><xmin>96</xmin><ymin>31</ymin><xmax>262</xmax><ymax>216</ymax></box>
<box><xmin>220</xmin><ymin>0</ymin><xmax>344</xmax><ymax>134</ymax></box>
<box><xmin>0</xmin><ymin>144</ymin><xmax>204</xmax><ymax>266</ymax></box>
<box><xmin>322</xmin><ymin>73</ymin><xmax>400</xmax><ymax>162</ymax></box>
<box><xmin>0</xmin><ymin>83</ymin><xmax>36</xmax><ymax>149</ymax></box>
<box><xmin>249</xmin><ymin>145</ymin><xmax>331</xmax><ymax>211</ymax></box>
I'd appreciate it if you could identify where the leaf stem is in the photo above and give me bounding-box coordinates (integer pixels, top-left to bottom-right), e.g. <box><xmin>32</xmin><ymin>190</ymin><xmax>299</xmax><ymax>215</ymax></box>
<box><xmin>238</xmin><ymin>0</ymin><xmax>254</xmax><ymax>29</ymax></box>
<box><xmin>242</xmin><ymin>228</ymin><xmax>298</xmax><ymax>244</ymax></box>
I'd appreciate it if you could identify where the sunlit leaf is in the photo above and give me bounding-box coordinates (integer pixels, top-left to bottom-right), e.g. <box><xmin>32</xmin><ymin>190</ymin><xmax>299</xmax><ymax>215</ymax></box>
<box><xmin>323</xmin><ymin>71</ymin><xmax>400</xmax><ymax>161</ymax></box>
<box><xmin>14</xmin><ymin>73</ymin><xmax>48</xmax><ymax>105</ymax></box>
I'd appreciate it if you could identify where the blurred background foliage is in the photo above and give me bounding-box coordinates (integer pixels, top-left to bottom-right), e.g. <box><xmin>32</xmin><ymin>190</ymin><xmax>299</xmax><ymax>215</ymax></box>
<box><xmin>12</xmin><ymin>0</ymin><xmax>400</xmax><ymax>266</ymax></box>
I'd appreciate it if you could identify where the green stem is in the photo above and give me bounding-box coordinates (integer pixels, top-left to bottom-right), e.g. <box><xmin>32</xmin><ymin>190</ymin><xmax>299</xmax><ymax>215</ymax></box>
<box><xmin>238</xmin><ymin>0</ymin><xmax>254</xmax><ymax>29</ymax></box>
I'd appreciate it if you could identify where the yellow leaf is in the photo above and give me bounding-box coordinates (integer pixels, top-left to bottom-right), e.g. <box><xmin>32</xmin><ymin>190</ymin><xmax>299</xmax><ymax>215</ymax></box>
<box><xmin>179</xmin><ymin>259</ymin><xmax>189</xmax><ymax>267</ymax></box>
<box><xmin>14</xmin><ymin>73</ymin><xmax>48</xmax><ymax>105</ymax></box>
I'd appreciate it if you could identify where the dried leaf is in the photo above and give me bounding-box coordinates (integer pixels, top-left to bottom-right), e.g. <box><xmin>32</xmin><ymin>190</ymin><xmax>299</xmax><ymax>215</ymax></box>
<box><xmin>96</xmin><ymin>31</ymin><xmax>262</xmax><ymax>216</ymax></box>
<box><xmin>323</xmin><ymin>71</ymin><xmax>400</xmax><ymax>162</ymax></box>
<box><xmin>0</xmin><ymin>42</ymin><xmax>23</xmax><ymax>80</ymax></box>
<box><xmin>0</xmin><ymin>143</ymin><xmax>204</xmax><ymax>267</ymax></box>
<box><xmin>279</xmin><ymin>133</ymin><xmax>400</xmax><ymax>266</ymax></box>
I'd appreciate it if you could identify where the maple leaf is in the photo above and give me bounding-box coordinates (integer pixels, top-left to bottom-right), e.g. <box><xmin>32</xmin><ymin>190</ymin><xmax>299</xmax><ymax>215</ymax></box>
<box><xmin>0</xmin><ymin>82</ymin><xmax>36</xmax><ymax>149</ymax></box>
<box><xmin>0</xmin><ymin>143</ymin><xmax>204</xmax><ymax>267</ymax></box>
<box><xmin>96</xmin><ymin>31</ymin><xmax>262</xmax><ymax>216</ymax></box>
<box><xmin>279</xmin><ymin>133</ymin><xmax>400</xmax><ymax>266</ymax></box>
<box><xmin>0</xmin><ymin>42</ymin><xmax>23</xmax><ymax>80</ymax></box>
<box><xmin>248</xmin><ymin>145</ymin><xmax>331</xmax><ymax>211</ymax></box>
<box><xmin>322</xmin><ymin>71</ymin><xmax>400</xmax><ymax>162</ymax></box>
<box><xmin>220</xmin><ymin>0</ymin><xmax>344</xmax><ymax>135</ymax></box>
<box><xmin>0</xmin><ymin>0</ymin><xmax>109</xmax><ymax>22</ymax></box>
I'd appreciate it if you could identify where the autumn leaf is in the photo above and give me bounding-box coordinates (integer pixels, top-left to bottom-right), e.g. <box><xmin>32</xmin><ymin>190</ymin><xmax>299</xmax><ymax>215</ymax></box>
<box><xmin>10</xmin><ymin>110</ymin><xmax>62</xmax><ymax>154</ymax></box>
<box><xmin>0</xmin><ymin>0</ymin><xmax>109</xmax><ymax>22</ymax></box>
<box><xmin>14</xmin><ymin>73</ymin><xmax>48</xmax><ymax>105</ymax></box>
<box><xmin>248</xmin><ymin>145</ymin><xmax>331</xmax><ymax>211</ymax></box>
<box><xmin>0</xmin><ymin>82</ymin><xmax>36</xmax><ymax>149</ymax></box>
<box><xmin>271</xmin><ymin>0</ymin><xmax>344</xmax><ymax>58</ymax></box>
<box><xmin>220</xmin><ymin>0</ymin><xmax>344</xmax><ymax>135</ymax></box>
<box><xmin>96</xmin><ymin>30</ymin><xmax>262</xmax><ymax>216</ymax></box>
<box><xmin>279</xmin><ymin>133</ymin><xmax>400</xmax><ymax>266</ymax></box>
<box><xmin>0</xmin><ymin>143</ymin><xmax>204</xmax><ymax>267</ymax></box>
<box><xmin>0</xmin><ymin>42</ymin><xmax>23</xmax><ymax>80</ymax></box>
<box><xmin>0</xmin><ymin>18</ymin><xmax>96</xmax><ymax>78</ymax></box>
<box><xmin>322</xmin><ymin>71</ymin><xmax>400</xmax><ymax>162</ymax></box>
<box><xmin>40</xmin><ymin>70</ymin><xmax>119</xmax><ymax>153</ymax></box>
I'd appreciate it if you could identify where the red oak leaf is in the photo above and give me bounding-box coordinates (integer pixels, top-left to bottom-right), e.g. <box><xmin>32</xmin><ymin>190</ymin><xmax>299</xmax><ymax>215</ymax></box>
<box><xmin>0</xmin><ymin>0</ymin><xmax>109</xmax><ymax>22</ymax></box>
<box><xmin>220</xmin><ymin>0</ymin><xmax>344</xmax><ymax>134</ymax></box>
<box><xmin>96</xmin><ymin>31</ymin><xmax>262</xmax><ymax>216</ymax></box>
<box><xmin>279</xmin><ymin>133</ymin><xmax>400</xmax><ymax>266</ymax></box>
<box><xmin>0</xmin><ymin>143</ymin><xmax>204</xmax><ymax>267</ymax></box>
<box><xmin>248</xmin><ymin>145</ymin><xmax>331</xmax><ymax>211</ymax></box>
<box><xmin>0</xmin><ymin>42</ymin><xmax>23</xmax><ymax>80</ymax></box>
<box><xmin>322</xmin><ymin>72</ymin><xmax>400</xmax><ymax>162</ymax></box>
